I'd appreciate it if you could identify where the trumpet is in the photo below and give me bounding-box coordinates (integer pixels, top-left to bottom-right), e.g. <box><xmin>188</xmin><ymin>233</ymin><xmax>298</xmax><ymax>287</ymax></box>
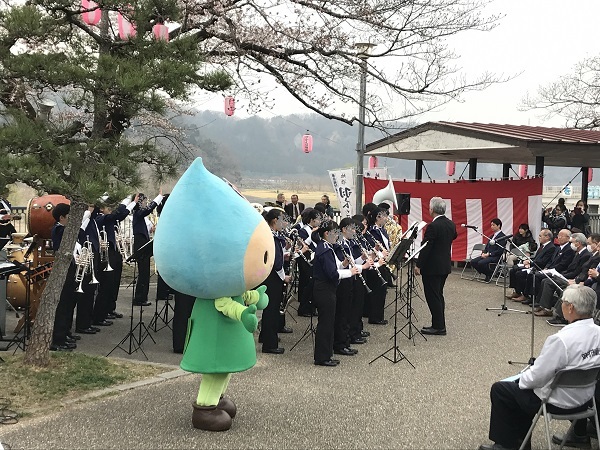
<box><xmin>100</xmin><ymin>226</ymin><xmax>114</xmax><ymax>272</ymax></box>
<box><xmin>75</xmin><ymin>235</ymin><xmax>98</xmax><ymax>291</ymax></box>
<box><xmin>115</xmin><ymin>221</ymin><xmax>131</xmax><ymax>262</ymax></box>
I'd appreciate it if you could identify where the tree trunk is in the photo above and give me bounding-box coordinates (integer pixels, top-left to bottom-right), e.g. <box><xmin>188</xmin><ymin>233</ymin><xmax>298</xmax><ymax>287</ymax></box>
<box><xmin>24</xmin><ymin>202</ymin><xmax>87</xmax><ymax>367</ymax></box>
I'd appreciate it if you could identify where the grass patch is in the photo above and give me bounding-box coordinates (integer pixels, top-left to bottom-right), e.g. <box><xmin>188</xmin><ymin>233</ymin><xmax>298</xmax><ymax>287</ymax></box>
<box><xmin>0</xmin><ymin>353</ymin><xmax>165</xmax><ymax>417</ymax></box>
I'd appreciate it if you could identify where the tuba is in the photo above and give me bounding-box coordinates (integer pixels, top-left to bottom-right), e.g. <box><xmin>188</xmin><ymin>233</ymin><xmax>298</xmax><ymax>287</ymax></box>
<box><xmin>372</xmin><ymin>177</ymin><xmax>398</xmax><ymax>209</ymax></box>
<box><xmin>100</xmin><ymin>226</ymin><xmax>114</xmax><ymax>272</ymax></box>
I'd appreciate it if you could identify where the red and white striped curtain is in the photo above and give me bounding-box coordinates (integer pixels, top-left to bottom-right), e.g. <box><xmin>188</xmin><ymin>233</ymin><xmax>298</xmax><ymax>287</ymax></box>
<box><xmin>364</xmin><ymin>177</ymin><xmax>543</xmax><ymax>261</ymax></box>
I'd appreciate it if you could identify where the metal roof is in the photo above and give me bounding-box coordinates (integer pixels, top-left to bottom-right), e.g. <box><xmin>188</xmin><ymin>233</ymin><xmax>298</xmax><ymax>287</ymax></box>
<box><xmin>365</xmin><ymin>121</ymin><xmax>600</xmax><ymax>166</ymax></box>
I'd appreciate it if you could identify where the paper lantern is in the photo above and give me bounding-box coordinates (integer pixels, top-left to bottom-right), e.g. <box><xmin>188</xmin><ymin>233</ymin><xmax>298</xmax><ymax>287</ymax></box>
<box><xmin>445</xmin><ymin>161</ymin><xmax>455</xmax><ymax>176</ymax></box>
<box><xmin>589</xmin><ymin>168</ymin><xmax>594</xmax><ymax>183</ymax></box>
<box><xmin>152</xmin><ymin>23</ymin><xmax>169</xmax><ymax>42</ymax></box>
<box><xmin>81</xmin><ymin>0</ymin><xmax>101</xmax><ymax>26</ymax></box>
<box><xmin>224</xmin><ymin>96</ymin><xmax>235</xmax><ymax>116</ymax></box>
<box><xmin>368</xmin><ymin>156</ymin><xmax>378</xmax><ymax>169</ymax></box>
<box><xmin>518</xmin><ymin>164</ymin><xmax>528</xmax><ymax>178</ymax></box>
<box><xmin>118</xmin><ymin>11</ymin><xmax>136</xmax><ymax>40</ymax></box>
<box><xmin>302</xmin><ymin>133</ymin><xmax>313</xmax><ymax>154</ymax></box>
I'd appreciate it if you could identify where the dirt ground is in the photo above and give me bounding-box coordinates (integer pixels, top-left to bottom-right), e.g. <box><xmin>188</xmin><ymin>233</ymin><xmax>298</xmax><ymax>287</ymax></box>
<box><xmin>240</xmin><ymin>189</ymin><xmax>338</xmax><ymax>209</ymax></box>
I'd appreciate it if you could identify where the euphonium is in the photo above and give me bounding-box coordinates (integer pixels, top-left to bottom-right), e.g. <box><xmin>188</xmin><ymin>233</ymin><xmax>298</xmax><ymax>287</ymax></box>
<box><xmin>100</xmin><ymin>226</ymin><xmax>113</xmax><ymax>272</ymax></box>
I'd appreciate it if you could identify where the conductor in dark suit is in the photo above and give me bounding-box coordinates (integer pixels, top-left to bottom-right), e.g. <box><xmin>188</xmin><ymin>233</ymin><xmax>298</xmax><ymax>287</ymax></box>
<box><xmin>284</xmin><ymin>194</ymin><xmax>305</xmax><ymax>221</ymax></box>
<box><xmin>415</xmin><ymin>197</ymin><xmax>457</xmax><ymax>336</ymax></box>
<box><xmin>471</xmin><ymin>218</ymin><xmax>505</xmax><ymax>282</ymax></box>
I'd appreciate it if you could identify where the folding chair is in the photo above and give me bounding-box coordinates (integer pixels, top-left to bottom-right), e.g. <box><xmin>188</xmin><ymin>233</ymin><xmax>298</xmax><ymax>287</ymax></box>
<box><xmin>495</xmin><ymin>246</ymin><xmax>527</xmax><ymax>286</ymax></box>
<box><xmin>460</xmin><ymin>243</ymin><xmax>486</xmax><ymax>280</ymax></box>
<box><xmin>519</xmin><ymin>366</ymin><xmax>600</xmax><ymax>450</ymax></box>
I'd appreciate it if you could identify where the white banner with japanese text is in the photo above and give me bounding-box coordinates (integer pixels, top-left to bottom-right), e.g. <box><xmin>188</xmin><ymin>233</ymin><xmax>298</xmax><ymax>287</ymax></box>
<box><xmin>328</xmin><ymin>168</ymin><xmax>355</xmax><ymax>218</ymax></box>
<box><xmin>363</xmin><ymin>167</ymin><xmax>388</xmax><ymax>180</ymax></box>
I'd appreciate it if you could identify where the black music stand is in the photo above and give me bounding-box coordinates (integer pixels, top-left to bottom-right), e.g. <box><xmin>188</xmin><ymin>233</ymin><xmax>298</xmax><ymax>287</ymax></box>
<box><xmin>370</xmin><ymin>238</ymin><xmax>418</xmax><ymax>368</ymax></box>
<box><xmin>398</xmin><ymin>242</ymin><xmax>428</xmax><ymax>345</ymax></box>
<box><xmin>107</xmin><ymin>239</ymin><xmax>155</xmax><ymax>359</ymax></box>
<box><xmin>1</xmin><ymin>261</ymin><xmax>34</xmax><ymax>352</ymax></box>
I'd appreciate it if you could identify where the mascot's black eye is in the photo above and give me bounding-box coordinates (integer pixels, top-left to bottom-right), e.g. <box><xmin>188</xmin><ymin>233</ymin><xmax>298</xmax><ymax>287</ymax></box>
<box><xmin>264</xmin><ymin>251</ymin><xmax>268</xmax><ymax>264</ymax></box>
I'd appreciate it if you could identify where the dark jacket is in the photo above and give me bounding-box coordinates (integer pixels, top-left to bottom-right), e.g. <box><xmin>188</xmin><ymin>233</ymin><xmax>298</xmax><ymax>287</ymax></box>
<box><xmin>561</xmin><ymin>248</ymin><xmax>591</xmax><ymax>279</ymax></box>
<box><xmin>284</xmin><ymin>202</ymin><xmax>305</xmax><ymax>219</ymax></box>
<box><xmin>531</xmin><ymin>242</ymin><xmax>556</xmax><ymax>270</ymax></box>
<box><xmin>576</xmin><ymin>252</ymin><xmax>600</xmax><ymax>284</ymax></box>
<box><xmin>547</xmin><ymin>243</ymin><xmax>576</xmax><ymax>273</ymax></box>
<box><xmin>485</xmin><ymin>231</ymin><xmax>506</xmax><ymax>258</ymax></box>
<box><xmin>416</xmin><ymin>215</ymin><xmax>457</xmax><ymax>276</ymax></box>
<box><xmin>512</xmin><ymin>230</ymin><xmax>537</xmax><ymax>253</ymax></box>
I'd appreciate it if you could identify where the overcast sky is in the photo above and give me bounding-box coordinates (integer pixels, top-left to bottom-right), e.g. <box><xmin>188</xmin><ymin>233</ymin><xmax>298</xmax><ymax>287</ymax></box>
<box><xmin>198</xmin><ymin>0</ymin><xmax>600</xmax><ymax>127</ymax></box>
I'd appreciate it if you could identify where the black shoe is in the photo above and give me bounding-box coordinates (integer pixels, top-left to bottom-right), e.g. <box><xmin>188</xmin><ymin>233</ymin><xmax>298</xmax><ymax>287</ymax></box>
<box><xmin>133</xmin><ymin>301</ymin><xmax>151</xmax><ymax>307</ymax></box>
<box><xmin>107</xmin><ymin>312</ymin><xmax>123</xmax><ymax>319</ymax></box>
<box><xmin>484</xmin><ymin>275</ymin><xmax>492</xmax><ymax>283</ymax></box>
<box><xmin>75</xmin><ymin>327</ymin><xmax>97</xmax><ymax>334</ymax></box>
<box><xmin>361</xmin><ymin>331</ymin><xmax>370</xmax><ymax>337</ymax></box>
<box><xmin>368</xmin><ymin>320</ymin><xmax>388</xmax><ymax>325</ymax></box>
<box><xmin>351</xmin><ymin>337</ymin><xmax>367</xmax><ymax>344</ymax></box>
<box><xmin>388</xmin><ymin>283</ymin><xmax>397</xmax><ymax>288</ymax></box>
<box><xmin>552</xmin><ymin>431</ymin><xmax>591</xmax><ymax>448</ymax></box>
<box><xmin>93</xmin><ymin>320</ymin><xmax>113</xmax><ymax>326</ymax></box>
<box><xmin>298</xmin><ymin>312</ymin><xmax>312</xmax><ymax>317</ymax></box>
<box><xmin>65</xmin><ymin>336</ymin><xmax>77</xmax><ymax>344</ymax></box>
<box><xmin>51</xmin><ymin>341</ymin><xmax>76</xmax><ymax>350</ymax></box>
<box><xmin>421</xmin><ymin>326</ymin><xmax>446</xmax><ymax>336</ymax></box>
<box><xmin>334</xmin><ymin>347</ymin><xmax>356</xmax><ymax>356</ymax></box>
<box><xmin>279</xmin><ymin>326</ymin><xmax>293</xmax><ymax>334</ymax></box>
<box><xmin>586</xmin><ymin>420</ymin><xmax>597</xmax><ymax>439</ymax></box>
<box><xmin>314</xmin><ymin>360</ymin><xmax>339</xmax><ymax>367</ymax></box>
<box><xmin>262</xmin><ymin>348</ymin><xmax>285</xmax><ymax>354</ymax></box>
<box><xmin>90</xmin><ymin>326</ymin><xmax>101</xmax><ymax>332</ymax></box>
<box><xmin>50</xmin><ymin>343</ymin><xmax>74</xmax><ymax>352</ymax></box>
<box><xmin>478</xmin><ymin>444</ymin><xmax>517</xmax><ymax>450</ymax></box>
<box><xmin>67</xmin><ymin>333</ymin><xmax>81</xmax><ymax>340</ymax></box>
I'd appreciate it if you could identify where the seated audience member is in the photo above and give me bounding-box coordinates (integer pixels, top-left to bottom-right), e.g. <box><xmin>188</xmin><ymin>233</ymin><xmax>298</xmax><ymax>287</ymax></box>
<box><xmin>506</xmin><ymin>224</ymin><xmax>537</xmax><ymax>268</ymax></box>
<box><xmin>471</xmin><ymin>218</ymin><xmax>505</xmax><ymax>282</ymax></box>
<box><xmin>320</xmin><ymin>194</ymin><xmax>334</xmax><ymax>218</ymax></box>
<box><xmin>479</xmin><ymin>285</ymin><xmax>600</xmax><ymax>450</ymax></box>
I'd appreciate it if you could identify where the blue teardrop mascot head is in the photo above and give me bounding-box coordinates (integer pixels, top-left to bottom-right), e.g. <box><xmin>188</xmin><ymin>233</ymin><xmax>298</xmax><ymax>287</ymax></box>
<box><xmin>154</xmin><ymin>157</ymin><xmax>274</xmax><ymax>298</ymax></box>
<box><xmin>153</xmin><ymin>157</ymin><xmax>275</xmax><ymax>431</ymax></box>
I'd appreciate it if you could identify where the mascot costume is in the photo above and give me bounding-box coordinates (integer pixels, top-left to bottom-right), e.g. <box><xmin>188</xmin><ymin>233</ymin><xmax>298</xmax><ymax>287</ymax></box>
<box><xmin>154</xmin><ymin>158</ymin><xmax>274</xmax><ymax>431</ymax></box>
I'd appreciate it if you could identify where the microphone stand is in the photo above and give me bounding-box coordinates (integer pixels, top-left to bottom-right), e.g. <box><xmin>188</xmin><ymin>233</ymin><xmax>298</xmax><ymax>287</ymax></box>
<box><xmin>486</xmin><ymin>237</ymin><xmax>529</xmax><ymax>316</ymax></box>
<box><xmin>507</xmin><ymin>250</ymin><xmax>565</xmax><ymax>367</ymax></box>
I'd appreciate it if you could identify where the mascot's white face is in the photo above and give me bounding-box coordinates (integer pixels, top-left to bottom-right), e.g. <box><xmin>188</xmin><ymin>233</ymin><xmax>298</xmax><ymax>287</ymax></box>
<box><xmin>153</xmin><ymin>158</ymin><xmax>275</xmax><ymax>299</ymax></box>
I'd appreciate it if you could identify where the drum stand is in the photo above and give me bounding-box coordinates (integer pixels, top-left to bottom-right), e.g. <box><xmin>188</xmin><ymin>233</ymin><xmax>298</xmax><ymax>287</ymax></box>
<box><xmin>108</xmin><ymin>244</ymin><xmax>155</xmax><ymax>359</ymax></box>
<box><xmin>3</xmin><ymin>266</ymin><xmax>33</xmax><ymax>353</ymax></box>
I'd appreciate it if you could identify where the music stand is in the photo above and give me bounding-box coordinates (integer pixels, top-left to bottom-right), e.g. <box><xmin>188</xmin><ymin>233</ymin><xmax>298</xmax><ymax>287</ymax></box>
<box><xmin>369</xmin><ymin>238</ymin><xmax>420</xmax><ymax>368</ymax></box>
<box><xmin>107</xmin><ymin>239</ymin><xmax>155</xmax><ymax>359</ymax></box>
<box><xmin>1</xmin><ymin>261</ymin><xmax>34</xmax><ymax>352</ymax></box>
<box><xmin>0</xmin><ymin>262</ymin><xmax>26</xmax><ymax>348</ymax></box>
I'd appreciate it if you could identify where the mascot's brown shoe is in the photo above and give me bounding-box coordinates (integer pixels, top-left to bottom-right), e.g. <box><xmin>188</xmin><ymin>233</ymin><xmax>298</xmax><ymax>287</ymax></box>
<box><xmin>217</xmin><ymin>396</ymin><xmax>237</xmax><ymax>418</ymax></box>
<box><xmin>191</xmin><ymin>403</ymin><xmax>232</xmax><ymax>431</ymax></box>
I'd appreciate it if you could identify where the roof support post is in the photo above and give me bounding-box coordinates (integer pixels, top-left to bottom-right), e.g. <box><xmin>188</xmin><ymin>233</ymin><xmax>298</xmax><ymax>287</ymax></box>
<box><xmin>582</xmin><ymin>167</ymin><xmax>589</xmax><ymax>205</ymax></box>
<box><xmin>535</xmin><ymin>156</ymin><xmax>544</xmax><ymax>177</ymax></box>
<box><xmin>415</xmin><ymin>159</ymin><xmax>423</xmax><ymax>181</ymax></box>
<box><xmin>502</xmin><ymin>163</ymin><xmax>511</xmax><ymax>180</ymax></box>
<box><xmin>468</xmin><ymin>158</ymin><xmax>477</xmax><ymax>182</ymax></box>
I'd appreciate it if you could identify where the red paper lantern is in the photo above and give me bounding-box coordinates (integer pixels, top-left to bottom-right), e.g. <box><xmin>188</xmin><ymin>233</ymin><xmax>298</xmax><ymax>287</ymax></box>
<box><xmin>81</xmin><ymin>0</ymin><xmax>101</xmax><ymax>26</ymax></box>
<box><xmin>302</xmin><ymin>133</ymin><xmax>313</xmax><ymax>153</ymax></box>
<box><xmin>368</xmin><ymin>156</ymin><xmax>378</xmax><ymax>169</ymax></box>
<box><xmin>445</xmin><ymin>161</ymin><xmax>455</xmax><ymax>176</ymax></box>
<box><xmin>518</xmin><ymin>164</ymin><xmax>528</xmax><ymax>178</ymax></box>
<box><xmin>224</xmin><ymin>97</ymin><xmax>235</xmax><ymax>116</ymax></box>
<box><xmin>118</xmin><ymin>11</ymin><xmax>136</xmax><ymax>40</ymax></box>
<box><xmin>152</xmin><ymin>23</ymin><xmax>169</xmax><ymax>42</ymax></box>
<box><xmin>589</xmin><ymin>168</ymin><xmax>594</xmax><ymax>183</ymax></box>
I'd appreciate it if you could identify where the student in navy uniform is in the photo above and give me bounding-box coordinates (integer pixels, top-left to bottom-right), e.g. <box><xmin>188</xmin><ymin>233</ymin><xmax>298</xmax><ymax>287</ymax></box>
<box><xmin>296</xmin><ymin>208</ymin><xmax>321</xmax><ymax>317</ymax></box>
<box><xmin>312</xmin><ymin>220</ymin><xmax>358</xmax><ymax>367</ymax></box>
<box><xmin>94</xmin><ymin>196</ymin><xmax>137</xmax><ymax>323</ymax></box>
<box><xmin>364</xmin><ymin>207</ymin><xmax>390</xmax><ymax>325</ymax></box>
<box><xmin>51</xmin><ymin>203</ymin><xmax>94</xmax><ymax>347</ymax></box>
<box><xmin>0</xmin><ymin>197</ymin><xmax>16</xmax><ymax>239</ymax></box>
<box><xmin>348</xmin><ymin>215</ymin><xmax>372</xmax><ymax>344</ymax></box>
<box><xmin>259</xmin><ymin>208</ymin><xmax>290</xmax><ymax>354</ymax></box>
<box><xmin>132</xmin><ymin>191</ymin><xmax>163</xmax><ymax>306</ymax></box>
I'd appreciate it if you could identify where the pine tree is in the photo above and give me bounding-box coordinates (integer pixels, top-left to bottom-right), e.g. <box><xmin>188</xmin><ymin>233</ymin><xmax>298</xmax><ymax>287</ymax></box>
<box><xmin>0</xmin><ymin>0</ymin><xmax>231</xmax><ymax>366</ymax></box>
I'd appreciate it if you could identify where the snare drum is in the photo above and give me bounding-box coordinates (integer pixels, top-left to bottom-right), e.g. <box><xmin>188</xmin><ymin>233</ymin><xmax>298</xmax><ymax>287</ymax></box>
<box><xmin>10</xmin><ymin>233</ymin><xmax>27</xmax><ymax>245</ymax></box>
<box><xmin>6</xmin><ymin>247</ymin><xmax>30</xmax><ymax>263</ymax></box>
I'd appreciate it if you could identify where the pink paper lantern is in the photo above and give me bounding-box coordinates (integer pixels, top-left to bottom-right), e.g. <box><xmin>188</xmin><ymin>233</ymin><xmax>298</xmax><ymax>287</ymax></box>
<box><xmin>445</xmin><ymin>161</ymin><xmax>455</xmax><ymax>176</ymax></box>
<box><xmin>81</xmin><ymin>0</ymin><xmax>101</xmax><ymax>26</ymax></box>
<box><xmin>589</xmin><ymin>168</ymin><xmax>594</xmax><ymax>183</ymax></box>
<box><xmin>302</xmin><ymin>134</ymin><xmax>313</xmax><ymax>153</ymax></box>
<box><xmin>518</xmin><ymin>164</ymin><xmax>528</xmax><ymax>178</ymax></box>
<box><xmin>118</xmin><ymin>11</ymin><xmax>136</xmax><ymax>40</ymax></box>
<box><xmin>152</xmin><ymin>23</ymin><xmax>169</xmax><ymax>42</ymax></box>
<box><xmin>368</xmin><ymin>156</ymin><xmax>378</xmax><ymax>169</ymax></box>
<box><xmin>224</xmin><ymin>97</ymin><xmax>235</xmax><ymax>116</ymax></box>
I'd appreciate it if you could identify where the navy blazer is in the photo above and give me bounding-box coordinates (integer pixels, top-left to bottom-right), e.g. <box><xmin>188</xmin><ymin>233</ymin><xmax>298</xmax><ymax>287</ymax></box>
<box><xmin>272</xmin><ymin>232</ymin><xmax>286</xmax><ymax>273</ymax></box>
<box><xmin>547</xmin><ymin>244</ymin><xmax>576</xmax><ymax>273</ymax></box>
<box><xmin>132</xmin><ymin>201</ymin><xmax>158</xmax><ymax>239</ymax></box>
<box><xmin>485</xmin><ymin>231</ymin><xmax>506</xmax><ymax>258</ymax></box>
<box><xmin>313</xmin><ymin>240</ymin><xmax>339</xmax><ymax>283</ymax></box>
<box><xmin>95</xmin><ymin>204</ymin><xmax>130</xmax><ymax>249</ymax></box>
<box><xmin>531</xmin><ymin>242</ymin><xmax>556</xmax><ymax>270</ymax></box>
<box><xmin>417</xmin><ymin>215</ymin><xmax>457</xmax><ymax>276</ymax></box>
<box><xmin>562</xmin><ymin>249</ymin><xmax>591</xmax><ymax>280</ymax></box>
<box><xmin>576</xmin><ymin>252</ymin><xmax>600</xmax><ymax>283</ymax></box>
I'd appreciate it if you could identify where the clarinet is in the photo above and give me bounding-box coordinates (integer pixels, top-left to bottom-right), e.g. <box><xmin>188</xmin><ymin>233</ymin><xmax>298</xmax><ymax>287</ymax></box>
<box><xmin>280</xmin><ymin>231</ymin><xmax>299</xmax><ymax>315</ymax></box>
<box><xmin>338</xmin><ymin>239</ymin><xmax>372</xmax><ymax>294</ymax></box>
<box><xmin>287</xmin><ymin>228</ymin><xmax>313</xmax><ymax>267</ymax></box>
<box><xmin>355</xmin><ymin>234</ymin><xmax>387</xmax><ymax>287</ymax></box>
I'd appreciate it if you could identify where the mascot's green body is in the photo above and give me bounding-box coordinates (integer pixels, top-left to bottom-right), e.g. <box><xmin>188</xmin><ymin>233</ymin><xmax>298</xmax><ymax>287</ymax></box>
<box><xmin>154</xmin><ymin>158</ymin><xmax>274</xmax><ymax>431</ymax></box>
